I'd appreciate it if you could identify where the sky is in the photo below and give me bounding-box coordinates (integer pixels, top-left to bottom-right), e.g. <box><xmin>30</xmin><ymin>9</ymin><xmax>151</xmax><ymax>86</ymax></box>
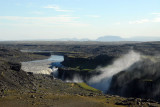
<box><xmin>0</xmin><ymin>0</ymin><xmax>160</xmax><ymax>40</ymax></box>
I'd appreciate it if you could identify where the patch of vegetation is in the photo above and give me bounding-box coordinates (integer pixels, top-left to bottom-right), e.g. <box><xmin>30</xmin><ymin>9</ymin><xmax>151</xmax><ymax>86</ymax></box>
<box><xmin>76</xmin><ymin>82</ymin><xmax>100</xmax><ymax>92</ymax></box>
<box><xmin>68</xmin><ymin>67</ymin><xmax>93</xmax><ymax>72</ymax></box>
<box><xmin>81</xmin><ymin>69</ymin><xmax>93</xmax><ymax>72</ymax></box>
<box><xmin>142</xmin><ymin>79</ymin><xmax>153</xmax><ymax>82</ymax></box>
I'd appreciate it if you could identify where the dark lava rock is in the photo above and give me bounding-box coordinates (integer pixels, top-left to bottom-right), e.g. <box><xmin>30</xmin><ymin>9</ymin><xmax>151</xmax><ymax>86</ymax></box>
<box><xmin>8</xmin><ymin>62</ymin><xmax>21</xmax><ymax>71</ymax></box>
<box><xmin>62</xmin><ymin>54</ymin><xmax>114</xmax><ymax>69</ymax></box>
<box><xmin>108</xmin><ymin>59</ymin><xmax>160</xmax><ymax>102</ymax></box>
<box><xmin>27</xmin><ymin>72</ymin><xmax>33</xmax><ymax>75</ymax></box>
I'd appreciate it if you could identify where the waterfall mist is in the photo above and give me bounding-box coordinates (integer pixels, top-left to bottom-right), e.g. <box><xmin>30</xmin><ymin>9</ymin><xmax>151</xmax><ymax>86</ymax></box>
<box><xmin>87</xmin><ymin>50</ymin><xmax>141</xmax><ymax>92</ymax></box>
<box><xmin>65</xmin><ymin>74</ymin><xmax>83</xmax><ymax>83</ymax></box>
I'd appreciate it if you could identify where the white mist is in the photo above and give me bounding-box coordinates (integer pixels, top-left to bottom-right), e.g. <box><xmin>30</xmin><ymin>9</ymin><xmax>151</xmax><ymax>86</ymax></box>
<box><xmin>88</xmin><ymin>50</ymin><xmax>141</xmax><ymax>92</ymax></box>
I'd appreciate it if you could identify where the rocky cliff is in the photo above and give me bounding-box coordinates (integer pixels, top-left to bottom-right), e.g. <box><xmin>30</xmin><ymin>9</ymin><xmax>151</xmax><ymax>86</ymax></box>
<box><xmin>62</xmin><ymin>54</ymin><xmax>115</xmax><ymax>69</ymax></box>
<box><xmin>108</xmin><ymin>59</ymin><xmax>160</xmax><ymax>102</ymax></box>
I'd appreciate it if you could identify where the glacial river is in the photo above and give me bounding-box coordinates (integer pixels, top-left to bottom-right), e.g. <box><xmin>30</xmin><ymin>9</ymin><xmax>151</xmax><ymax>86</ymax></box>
<box><xmin>21</xmin><ymin>55</ymin><xmax>64</xmax><ymax>75</ymax></box>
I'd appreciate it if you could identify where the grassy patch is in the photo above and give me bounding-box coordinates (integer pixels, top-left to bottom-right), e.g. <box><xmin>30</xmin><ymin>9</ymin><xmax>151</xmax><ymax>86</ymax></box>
<box><xmin>81</xmin><ymin>69</ymin><xmax>93</xmax><ymax>72</ymax></box>
<box><xmin>143</xmin><ymin>79</ymin><xmax>153</xmax><ymax>82</ymax></box>
<box><xmin>68</xmin><ymin>67</ymin><xmax>94</xmax><ymax>72</ymax></box>
<box><xmin>76</xmin><ymin>82</ymin><xmax>100</xmax><ymax>92</ymax></box>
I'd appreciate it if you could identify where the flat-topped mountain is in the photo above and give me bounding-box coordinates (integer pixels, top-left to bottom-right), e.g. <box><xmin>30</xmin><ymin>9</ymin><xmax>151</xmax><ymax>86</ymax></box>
<box><xmin>96</xmin><ymin>36</ymin><xmax>124</xmax><ymax>41</ymax></box>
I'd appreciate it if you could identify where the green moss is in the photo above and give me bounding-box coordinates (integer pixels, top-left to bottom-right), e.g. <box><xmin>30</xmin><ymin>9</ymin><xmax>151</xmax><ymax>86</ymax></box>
<box><xmin>143</xmin><ymin>79</ymin><xmax>153</xmax><ymax>82</ymax></box>
<box><xmin>76</xmin><ymin>82</ymin><xmax>100</xmax><ymax>92</ymax></box>
<box><xmin>81</xmin><ymin>69</ymin><xmax>93</xmax><ymax>72</ymax></box>
<box><xmin>67</xmin><ymin>67</ymin><xmax>94</xmax><ymax>72</ymax></box>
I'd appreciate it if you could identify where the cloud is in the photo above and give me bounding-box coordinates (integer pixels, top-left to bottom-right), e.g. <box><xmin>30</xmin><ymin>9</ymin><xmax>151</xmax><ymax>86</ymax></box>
<box><xmin>86</xmin><ymin>15</ymin><xmax>101</xmax><ymax>18</ymax></box>
<box><xmin>0</xmin><ymin>16</ymin><xmax>78</xmax><ymax>23</ymax></box>
<box><xmin>129</xmin><ymin>19</ymin><xmax>149</xmax><ymax>24</ymax></box>
<box><xmin>152</xmin><ymin>13</ymin><xmax>160</xmax><ymax>15</ymax></box>
<box><xmin>115</xmin><ymin>22</ymin><xmax>121</xmax><ymax>25</ymax></box>
<box><xmin>0</xmin><ymin>16</ymin><xmax>89</xmax><ymax>27</ymax></box>
<box><xmin>152</xmin><ymin>18</ymin><xmax>160</xmax><ymax>22</ymax></box>
<box><xmin>129</xmin><ymin>12</ymin><xmax>160</xmax><ymax>24</ymax></box>
<box><xmin>44</xmin><ymin>5</ymin><xmax>73</xmax><ymax>12</ymax></box>
<box><xmin>151</xmin><ymin>12</ymin><xmax>160</xmax><ymax>22</ymax></box>
<box><xmin>129</xmin><ymin>18</ymin><xmax>160</xmax><ymax>24</ymax></box>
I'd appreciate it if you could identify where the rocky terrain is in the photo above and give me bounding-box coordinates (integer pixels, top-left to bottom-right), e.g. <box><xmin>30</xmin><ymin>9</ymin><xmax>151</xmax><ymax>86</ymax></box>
<box><xmin>108</xmin><ymin>59</ymin><xmax>160</xmax><ymax>102</ymax></box>
<box><xmin>0</xmin><ymin>41</ymin><xmax>160</xmax><ymax>107</ymax></box>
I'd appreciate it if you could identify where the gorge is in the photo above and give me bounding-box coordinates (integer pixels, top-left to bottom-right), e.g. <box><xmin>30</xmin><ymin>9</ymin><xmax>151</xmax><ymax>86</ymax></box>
<box><xmin>21</xmin><ymin>49</ymin><xmax>160</xmax><ymax>102</ymax></box>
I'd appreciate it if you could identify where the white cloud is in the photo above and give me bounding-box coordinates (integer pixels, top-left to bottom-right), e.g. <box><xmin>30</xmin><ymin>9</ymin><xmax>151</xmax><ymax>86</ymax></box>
<box><xmin>129</xmin><ymin>18</ymin><xmax>160</xmax><ymax>24</ymax></box>
<box><xmin>128</xmin><ymin>12</ymin><xmax>160</xmax><ymax>24</ymax></box>
<box><xmin>152</xmin><ymin>18</ymin><xmax>160</xmax><ymax>22</ymax></box>
<box><xmin>152</xmin><ymin>13</ymin><xmax>160</xmax><ymax>15</ymax></box>
<box><xmin>86</xmin><ymin>15</ymin><xmax>101</xmax><ymax>18</ymax></box>
<box><xmin>129</xmin><ymin>19</ymin><xmax>149</xmax><ymax>24</ymax></box>
<box><xmin>0</xmin><ymin>16</ymin><xmax>89</xmax><ymax>27</ymax></box>
<box><xmin>0</xmin><ymin>16</ymin><xmax>77</xmax><ymax>23</ymax></box>
<box><xmin>44</xmin><ymin>5</ymin><xmax>73</xmax><ymax>12</ymax></box>
<box><xmin>151</xmin><ymin>12</ymin><xmax>160</xmax><ymax>22</ymax></box>
<box><xmin>115</xmin><ymin>22</ymin><xmax>121</xmax><ymax>25</ymax></box>
<box><xmin>152</xmin><ymin>13</ymin><xmax>160</xmax><ymax>17</ymax></box>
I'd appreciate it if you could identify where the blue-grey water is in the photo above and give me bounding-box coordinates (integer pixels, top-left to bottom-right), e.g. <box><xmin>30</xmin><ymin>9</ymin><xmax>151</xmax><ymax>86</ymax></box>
<box><xmin>21</xmin><ymin>55</ymin><xmax>64</xmax><ymax>75</ymax></box>
<box><xmin>47</xmin><ymin>55</ymin><xmax>64</xmax><ymax>62</ymax></box>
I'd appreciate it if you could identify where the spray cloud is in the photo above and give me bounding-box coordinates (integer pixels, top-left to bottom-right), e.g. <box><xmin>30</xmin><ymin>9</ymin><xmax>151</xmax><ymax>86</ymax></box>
<box><xmin>65</xmin><ymin>74</ymin><xmax>83</xmax><ymax>83</ymax></box>
<box><xmin>88</xmin><ymin>50</ymin><xmax>141</xmax><ymax>92</ymax></box>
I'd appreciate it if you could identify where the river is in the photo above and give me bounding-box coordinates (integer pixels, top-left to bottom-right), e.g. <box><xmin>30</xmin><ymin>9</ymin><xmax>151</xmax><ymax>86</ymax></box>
<box><xmin>21</xmin><ymin>55</ymin><xmax>64</xmax><ymax>75</ymax></box>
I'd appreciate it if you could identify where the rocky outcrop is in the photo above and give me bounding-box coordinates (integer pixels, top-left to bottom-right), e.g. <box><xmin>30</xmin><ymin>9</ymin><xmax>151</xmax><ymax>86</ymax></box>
<box><xmin>0</xmin><ymin>60</ymin><xmax>35</xmax><ymax>91</ymax></box>
<box><xmin>8</xmin><ymin>62</ymin><xmax>21</xmax><ymax>71</ymax></box>
<box><xmin>59</xmin><ymin>54</ymin><xmax>115</xmax><ymax>82</ymax></box>
<box><xmin>108</xmin><ymin>59</ymin><xmax>160</xmax><ymax>102</ymax></box>
<box><xmin>57</xmin><ymin>68</ymin><xmax>99</xmax><ymax>81</ymax></box>
<box><xmin>62</xmin><ymin>54</ymin><xmax>114</xmax><ymax>69</ymax></box>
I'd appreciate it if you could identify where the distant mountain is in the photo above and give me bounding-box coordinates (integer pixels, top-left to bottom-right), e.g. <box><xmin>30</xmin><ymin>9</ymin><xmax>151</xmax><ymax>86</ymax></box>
<box><xmin>96</xmin><ymin>36</ymin><xmax>160</xmax><ymax>42</ymax></box>
<box><xmin>96</xmin><ymin>36</ymin><xmax>124</xmax><ymax>41</ymax></box>
<box><xmin>1</xmin><ymin>36</ymin><xmax>160</xmax><ymax>42</ymax></box>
